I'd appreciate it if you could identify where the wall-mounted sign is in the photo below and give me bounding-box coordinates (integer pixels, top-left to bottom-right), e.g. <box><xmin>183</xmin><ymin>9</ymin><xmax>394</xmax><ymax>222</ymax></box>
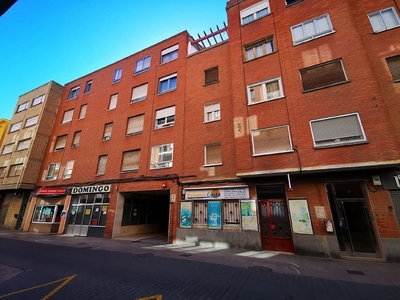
<box><xmin>288</xmin><ymin>198</ymin><xmax>313</xmax><ymax>235</ymax></box>
<box><xmin>180</xmin><ymin>202</ymin><xmax>192</xmax><ymax>228</ymax></box>
<box><xmin>208</xmin><ymin>201</ymin><xmax>221</xmax><ymax>229</ymax></box>
<box><xmin>36</xmin><ymin>187</ymin><xmax>66</xmax><ymax>196</ymax></box>
<box><xmin>241</xmin><ymin>200</ymin><xmax>258</xmax><ymax>231</ymax></box>
<box><xmin>185</xmin><ymin>186</ymin><xmax>249</xmax><ymax>200</ymax></box>
<box><xmin>71</xmin><ymin>185</ymin><xmax>111</xmax><ymax>194</ymax></box>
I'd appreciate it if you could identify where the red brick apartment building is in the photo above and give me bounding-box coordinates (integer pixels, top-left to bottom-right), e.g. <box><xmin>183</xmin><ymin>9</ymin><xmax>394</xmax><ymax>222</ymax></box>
<box><xmin>20</xmin><ymin>0</ymin><xmax>400</xmax><ymax>262</ymax></box>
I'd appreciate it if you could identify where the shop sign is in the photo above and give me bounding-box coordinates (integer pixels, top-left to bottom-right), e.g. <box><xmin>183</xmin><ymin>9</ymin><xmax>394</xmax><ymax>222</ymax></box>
<box><xmin>36</xmin><ymin>187</ymin><xmax>66</xmax><ymax>196</ymax></box>
<box><xmin>185</xmin><ymin>186</ymin><xmax>249</xmax><ymax>200</ymax></box>
<box><xmin>71</xmin><ymin>184</ymin><xmax>111</xmax><ymax>194</ymax></box>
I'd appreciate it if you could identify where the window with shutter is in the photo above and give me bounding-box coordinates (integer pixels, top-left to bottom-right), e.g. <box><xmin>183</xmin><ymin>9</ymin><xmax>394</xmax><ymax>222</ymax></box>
<box><xmin>17</xmin><ymin>139</ymin><xmax>31</xmax><ymax>151</ymax></box>
<box><xmin>67</xmin><ymin>86</ymin><xmax>80</xmax><ymax>100</ymax></box>
<box><xmin>204</xmin><ymin>67</ymin><xmax>219</xmax><ymax>85</ymax></box>
<box><xmin>8</xmin><ymin>164</ymin><xmax>23</xmax><ymax>177</ymax></box>
<box><xmin>386</xmin><ymin>55</ymin><xmax>400</xmax><ymax>81</ymax></box>
<box><xmin>155</xmin><ymin>106</ymin><xmax>175</xmax><ymax>129</ymax></box>
<box><xmin>96</xmin><ymin>155</ymin><xmax>108</xmax><ymax>175</ymax></box>
<box><xmin>300</xmin><ymin>59</ymin><xmax>348</xmax><ymax>92</ymax></box>
<box><xmin>16</xmin><ymin>102</ymin><xmax>29</xmax><ymax>113</ymax></box>
<box><xmin>150</xmin><ymin>143</ymin><xmax>173</xmax><ymax>169</ymax></box>
<box><xmin>161</xmin><ymin>44</ymin><xmax>179</xmax><ymax>63</ymax></box>
<box><xmin>247</xmin><ymin>77</ymin><xmax>283</xmax><ymax>104</ymax></box>
<box><xmin>121</xmin><ymin>150</ymin><xmax>140</xmax><ymax>172</ymax></box>
<box><xmin>79</xmin><ymin>104</ymin><xmax>87</xmax><ymax>119</ymax></box>
<box><xmin>240</xmin><ymin>1</ymin><xmax>270</xmax><ymax>25</ymax></box>
<box><xmin>62</xmin><ymin>109</ymin><xmax>74</xmax><ymax>124</ymax></box>
<box><xmin>2</xmin><ymin>143</ymin><xmax>14</xmax><ymax>155</ymax></box>
<box><xmin>131</xmin><ymin>84</ymin><xmax>148</xmax><ymax>103</ymax></box>
<box><xmin>72</xmin><ymin>131</ymin><xmax>81</xmax><ymax>148</ymax></box>
<box><xmin>32</xmin><ymin>95</ymin><xmax>45</xmax><ymax>106</ymax></box>
<box><xmin>84</xmin><ymin>80</ymin><xmax>92</xmax><ymax>94</ymax></box>
<box><xmin>109</xmin><ymin>94</ymin><xmax>118</xmax><ymax>110</ymax></box>
<box><xmin>103</xmin><ymin>123</ymin><xmax>113</xmax><ymax>140</ymax></box>
<box><xmin>46</xmin><ymin>163</ymin><xmax>60</xmax><ymax>181</ymax></box>
<box><xmin>63</xmin><ymin>160</ymin><xmax>74</xmax><ymax>179</ymax></box>
<box><xmin>126</xmin><ymin>115</ymin><xmax>144</xmax><ymax>135</ymax></box>
<box><xmin>205</xmin><ymin>143</ymin><xmax>222</xmax><ymax>166</ymax></box>
<box><xmin>244</xmin><ymin>36</ymin><xmax>274</xmax><ymax>61</ymax></box>
<box><xmin>25</xmin><ymin>115</ymin><xmax>38</xmax><ymax>127</ymax></box>
<box><xmin>135</xmin><ymin>56</ymin><xmax>151</xmax><ymax>74</ymax></box>
<box><xmin>204</xmin><ymin>103</ymin><xmax>221</xmax><ymax>122</ymax></box>
<box><xmin>251</xmin><ymin>125</ymin><xmax>292</xmax><ymax>155</ymax></box>
<box><xmin>54</xmin><ymin>135</ymin><xmax>67</xmax><ymax>151</ymax></box>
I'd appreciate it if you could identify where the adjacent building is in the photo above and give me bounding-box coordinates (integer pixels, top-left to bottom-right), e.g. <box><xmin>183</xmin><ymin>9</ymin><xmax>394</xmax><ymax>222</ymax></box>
<box><xmin>14</xmin><ymin>0</ymin><xmax>400</xmax><ymax>262</ymax></box>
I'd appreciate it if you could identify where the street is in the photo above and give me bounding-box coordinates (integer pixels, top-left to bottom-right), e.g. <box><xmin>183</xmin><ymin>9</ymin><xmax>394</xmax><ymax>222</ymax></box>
<box><xmin>1</xmin><ymin>236</ymin><xmax>400</xmax><ymax>299</ymax></box>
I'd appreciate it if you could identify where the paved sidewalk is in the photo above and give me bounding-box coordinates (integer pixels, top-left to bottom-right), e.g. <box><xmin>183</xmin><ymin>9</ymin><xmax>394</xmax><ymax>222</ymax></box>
<box><xmin>1</xmin><ymin>228</ymin><xmax>400</xmax><ymax>288</ymax></box>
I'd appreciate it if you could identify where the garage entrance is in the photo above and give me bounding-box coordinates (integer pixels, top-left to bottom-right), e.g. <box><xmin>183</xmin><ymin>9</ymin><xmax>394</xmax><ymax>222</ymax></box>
<box><xmin>119</xmin><ymin>190</ymin><xmax>170</xmax><ymax>241</ymax></box>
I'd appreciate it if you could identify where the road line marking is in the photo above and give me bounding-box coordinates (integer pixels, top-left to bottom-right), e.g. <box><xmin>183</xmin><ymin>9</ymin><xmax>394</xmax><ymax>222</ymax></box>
<box><xmin>137</xmin><ymin>295</ymin><xmax>162</xmax><ymax>300</ymax></box>
<box><xmin>0</xmin><ymin>274</ymin><xmax>77</xmax><ymax>299</ymax></box>
<box><xmin>42</xmin><ymin>274</ymin><xmax>77</xmax><ymax>300</ymax></box>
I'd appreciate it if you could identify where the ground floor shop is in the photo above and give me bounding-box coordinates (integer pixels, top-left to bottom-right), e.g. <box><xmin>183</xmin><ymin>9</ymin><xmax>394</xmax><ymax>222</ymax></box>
<box><xmin>176</xmin><ymin>169</ymin><xmax>400</xmax><ymax>262</ymax></box>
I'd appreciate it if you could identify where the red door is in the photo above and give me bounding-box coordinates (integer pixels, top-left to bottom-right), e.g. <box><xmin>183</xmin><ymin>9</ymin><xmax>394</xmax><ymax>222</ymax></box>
<box><xmin>258</xmin><ymin>199</ymin><xmax>294</xmax><ymax>252</ymax></box>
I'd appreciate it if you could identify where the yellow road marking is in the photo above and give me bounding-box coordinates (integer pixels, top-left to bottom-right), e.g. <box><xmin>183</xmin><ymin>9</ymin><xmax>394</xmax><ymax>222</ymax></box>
<box><xmin>0</xmin><ymin>274</ymin><xmax>76</xmax><ymax>299</ymax></box>
<box><xmin>137</xmin><ymin>295</ymin><xmax>162</xmax><ymax>300</ymax></box>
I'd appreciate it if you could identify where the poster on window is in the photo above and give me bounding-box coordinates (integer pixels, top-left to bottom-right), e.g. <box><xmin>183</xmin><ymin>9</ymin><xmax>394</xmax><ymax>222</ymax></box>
<box><xmin>288</xmin><ymin>198</ymin><xmax>313</xmax><ymax>234</ymax></box>
<box><xmin>241</xmin><ymin>200</ymin><xmax>258</xmax><ymax>231</ymax></box>
<box><xmin>207</xmin><ymin>201</ymin><xmax>221</xmax><ymax>229</ymax></box>
<box><xmin>180</xmin><ymin>202</ymin><xmax>192</xmax><ymax>228</ymax></box>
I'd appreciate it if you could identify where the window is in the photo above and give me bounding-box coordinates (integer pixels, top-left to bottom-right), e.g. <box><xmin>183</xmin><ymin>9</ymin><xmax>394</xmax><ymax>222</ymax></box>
<box><xmin>121</xmin><ymin>150</ymin><xmax>140</xmax><ymax>172</ymax></box>
<box><xmin>96</xmin><ymin>155</ymin><xmax>108</xmax><ymax>175</ymax></box>
<box><xmin>127</xmin><ymin>115</ymin><xmax>144</xmax><ymax>135</ymax></box>
<box><xmin>78</xmin><ymin>104</ymin><xmax>87</xmax><ymax>119</ymax></box>
<box><xmin>386</xmin><ymin>55</ymin><xmax>400</xmax><ymax>82</ymax></box>
<box><xmin>32</xmin><ymin>95</ymin><xmax>45</xmax><ymax>106</ymax></box>
<box><xmin>16</xmin><ymin>102</ymin><xmax>29</xmax><ymax>113</ymax></box>
<box><xmin>245</xmin><ymin>36</ymin><xmax>274</xmax><ymax>61</ymax></box>
<box><xmin>103</xmin><ymin>123</ymin><xmax>113</xmax><ymax>141</ymax></box>
<box><xmin>2</xmin><ymin>143</ymin><xmax>14</xmax><ymax>155</ymax></box>
<box><xmin>155</xmin><ymin>106</ymin><xmax>175</xmax><ymax>129</ymax></box>
<box><xmin>54</xmin><ymin>135</ymin><xmax>67</xmax><ymax>151</ymax></box>
<box><xmin>131</xmin><ymin>83</ymin><xmax>148</xmax><ymax>103</ymax></box>
<box><xmin>24</xmin><ymin>115</ymin><xmax>38</xmax><ymax>128</ymax></box>
<box><xmin>251</xmin><ymin>125</ymin><xmax>293</xmax><ymax>155</ymax></box>
<box><xmin>291</xmin><ymin>14</ymin><xmax>334</xmax><ymax>45</ymax></box>
<box><xmin>159</xmin><ymin>73</ymin><xmax>177</xmax><ymax>94</ymax></box>
<box><xmin>113</xmin><ymin>67</ymin><xmax>122</xmax><ymax>83</ymax></box>
<box><xmin>204</xmin><ymin>103</ymin><xmax>220</xmax><ymax>122</ymax></box>
<box><xmin>61</xmin><ymin>109</ymin><xmax>74</xmax><ymax>124</ymax></box>
<box><xmin>0</xmin><ymin>167</ymin><xmax>6</xmax><ymax>178</ymax></box>
<box><xmin>46</xmin><ymin>163</ymin><xmax>60</xmax><ymax>181</ymax></box>
<box><xmin>32</xmin><ymin>205</ymin><xmax>63</xmax><ymax>223</ymax></box>
<box><xmin>310</xmin><ymin>113</ymin><xmax>366</xmax><ymax>147</ymax></box>
<box><xmin>204</xmin><ymin>66</ymin><xmax>219</xmax><ymax>85</ymax></box>
<box><xmin>72</xmin><ymin>131</ymin><xmax>81</xmax><ymax>148</ymax></box>
<box><xmin>161</xmin><ymin>44</ymin><xmax>179</xmax><ymax>63</ymax></box>
<box><xmin>286</xmin><ymin>0</ymin><xmax>302</xmax><ymax>6</ymax></box>
<box><xmin>368</xmin><ymin>7</ymin><xmax>400</xmax><ymax>33</ymax></box>
<box><xmin>248</xmin><ymin>77</ymin><xmax>284</xmax><ymax>104</ymax></box>
<box><xmin>135</xmin><ymin>56</ymin><xmax>151</xmax><ymax>74</ymax></box>
<box><xmin>193</xmin><ymin>201</ymin><xmax>207</xmax><ymax>225</ymax></box>
<box><xmin>63</xmin><ymin>160</ymin><xmax>74</xmax><ymax>179</ymax></box>
<box><xmin>241</xmin><ymin>0</ymin><xmax>270</xmax><ymax>25</ymax></box>
<box><xmin>9</xmin><ymin>122</ymin><xmax>21</xmax><ymax>133</ymax></box>
<box><xmin>8</xmin><ymin>164</ymin><xmax>23</xmax><ymax>177</ymax></box>
<box><xmin>300</xmin><ymin>59</ymin><xmax>348</xmax><ymax>92</ymax></box>
<box><xmin>84</xmin><ymin>80</ymin><xmax>92</xmax><ymax>94</ymax></box>
<box><xmin>150</xmin><ymin>143</ymin><xmax>173</xmax><ymax>169</ymax></box>
<box><xmin>223</xmin><ymin>200</ymin><xmax>240</xmax><ymax>225</ymax></box>
<box><xmin>109</xmin><ymin>94</ymin><xmax>118</xmax><ymax>110</ymax></box>
<box><xmin>67</xmin><ymin>86</ymin><xmax>80</xmax><ymax>100</ymax></box>
<box><xmin>16</xmin><ymin>139</ymin><xmax>31</xmax><ymax>151</ymax></box>
<box><xmin>204</xmin><ymin>143</ymin><xmax>222</xmax><ymax>166</ymax></box>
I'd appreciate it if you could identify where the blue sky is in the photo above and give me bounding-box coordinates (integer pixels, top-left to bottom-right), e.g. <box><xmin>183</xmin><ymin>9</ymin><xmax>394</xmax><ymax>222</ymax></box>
<box><xmin>0</xmin><ymin>0</ymin><xmax>227</xmax><ymax>120</ymax></box>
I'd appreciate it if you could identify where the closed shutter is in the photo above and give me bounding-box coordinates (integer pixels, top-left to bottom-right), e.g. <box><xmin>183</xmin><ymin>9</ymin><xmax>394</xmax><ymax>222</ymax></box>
<box><xmin>97</xmin><ymin>155</ymin><xmax>107</xmax><ymax>175</ymax></box>
<box><xmin>2</xmin><ymin>144</ymin><xmax>14</xmax><ymax>154</ymax></box>
<box><xmin>55</xmin><ymin>135</ymin><xmax>67</xmax><ymax>150</ymax></box>
<box><xmin>79</xmin><ymin>104</ymin><xmax>87</xmax><ymax>119</ymax></box>
<box><xmin>387</xmin><ymin>56</ymin><xmax>400</xmax><ymax>81</ymax></box>
<box><xmin>205</xmin><ymin>144</ymin><xmax>222</xmax><ymax>165</ymax></box>
<box><xmin>25</xmin><ymin>115</ymin><xmax>38</xmax><ymax>127</ymax></box>
<box><xmin>109</xmin><ymin>94</ymin><xmax>118</xmax><ymax>110</ymax></box>
<box><xmin>131</xmin><ymin>84</ymin><xmax>148</xmax><ymax>102</ymax></box>
<box><xmin>62</xmin><ymin>109</ymin><xmax>74</xmax><ymax>124</ymax></box>
<box><xmin>252</xmin><ymin>126</ymin><xmax>292</xmax><ymax>155</ymax></box>
<box><xmin>390</xmin><ymin>190</ymin><xmax>400</xmax><ymax>230</ymax></box>
<box><xmin>205</xmin><ymin>67</ymin><xmax>218</xmax><ymax>84</ymax></box>
<box><xmin>127</xmin><ymin>115</ymin><xmax>144</xmax><ymax>135</ymax></box>
<box><xmin>122</xmin><ymin>150</ymin><xmax>140</xmax><ymax>171</ymax></box>
<box><xmin>17</xmin><ymin>139</ymin><xmax>31</xmax><ymax>151</ymax></box>
<box><xmin>72</xmin><ymin>131</ymin><xmax>81</xmax><ymax>146</ymax></box>
<box><xmin>301</xmin><ymin>60</ymin><xmax>347</xmax><ymax>91</ymax></box>
<box><xmin>103</xmin><ymin>123</ymin><xmax>113</xmax><ymax>139</ymax></box>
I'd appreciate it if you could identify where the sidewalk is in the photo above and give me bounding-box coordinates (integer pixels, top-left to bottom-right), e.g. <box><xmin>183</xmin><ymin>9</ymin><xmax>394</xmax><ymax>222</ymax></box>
<box><xmin>1</xmin><ymin>228</ymin><xmax>400</xmax><ymax>287</ymax></box>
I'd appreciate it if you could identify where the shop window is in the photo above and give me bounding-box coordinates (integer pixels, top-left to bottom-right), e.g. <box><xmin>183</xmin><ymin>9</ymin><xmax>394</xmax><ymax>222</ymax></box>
<box><xmin>244</xmin><ymin>36</ymin><xmax>274</xmax><ymax>61</ymax></box>
<box><xmin>46</xmin><ymin>163</ymin><xmax>60</xmax><ymax>181</ymax></box>
<box><xmin>131</xmin><ymin>83</ymin><xmax>148</xmax><ymax>103</ymax></box>
<box><xmin>386</xmin><ymin>55</ymin><xmax>400</xmax><ymax>82</ymax></box>
<box><xmin>240</xmin><ymin>1</ymin><xmax>270</xmax><ymax>25</ymax></box>
<box><xmin>126</xmin><ymin>114</ymin><xmax>144</xmax><ymax>135</ymax></box>
<box><xmin>155</xmin><ymin>106</ymin><xmax>175</xmax><ymax>129</ymax></box>
<box><xmin>72</xmin><ymin>131</ymin><xmax>81</xmax><ymax>148</ymax></box>
<box><xmin>223</xmin><ymin>200</ymin><xmax>241</xmax><ymax>225</ymax></box>
<box><xmin>251</xmin><ymin>125</ymin><xmax>293</xmax><ymax>155</ymax></box>
<box><xmin>204</xmin><ymin>66</ymin><xmax>219</xmax><ymax>85</ymax></box>
<box><xmin>32</xmin><ymin>95</ymin><xmax>45</xmax><ymax>106</ymax></box>
<box><xmin>32</xmin><ymin>205</ymin><xmax>63</xmax><ymax>223</ymax></box>
<box><xmin>204</xmin><ymin>143</ymin><xmax>222</xmax><ymax>166</ymax></box>
<box><xmin>368</xmin><ymin>7</ymin><xmax>400</xmax><ymax>33</ymax></box>
<box><xmin>54</xmin><ymin>135</ymin><xmax>67</xmax><ymax>151</ymax></box>
<box><xmin>193</xmin><ymin>201</ymin><xmax>208</xmax><ymax>225</ymax></box>
<box><xmin>109</xmin><ymin>94</ymin><xmax>118</xmax><ymax>110</ymax></box>
<box><xmin>96</xmin><ymin>155</ymin><xmax>108</xmax><ymax>175</ymax></box>
<box><xmin>161</xmin><ymin>44</ymin><xmax>179</xmax><ymax>63</ymax></box>
<box><xmin>150</xmin><ymin>143</ymin><xmax>173</xmax><ymax>169</ymax></box>
<box><xmin>248</xmin><ymin>77</ymin><xmax>284</xmax><ymax>104</ymax></box>
<box><xmin>121</xmin><ymin>149</ymin><xmax>140</xmax><ymax>172</ymax></box>
<box><xmin>63</xmin><ymin>160</ymin><xmax>74</xmax><ymax>179</ymax></box>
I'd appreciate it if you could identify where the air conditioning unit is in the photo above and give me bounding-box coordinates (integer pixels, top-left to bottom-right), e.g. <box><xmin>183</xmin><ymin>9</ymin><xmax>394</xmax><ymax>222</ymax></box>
<box><xmin>103</xmin><ymin>136</ymin><xmax>111</xmax><ymax>141</ymax></box>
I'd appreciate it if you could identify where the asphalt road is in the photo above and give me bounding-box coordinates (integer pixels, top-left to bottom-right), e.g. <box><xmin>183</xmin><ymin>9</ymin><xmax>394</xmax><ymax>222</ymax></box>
<box><xmin>1</xmin><ymin>237</ymin><xmax>400</xmax><ymax>300</ymax></box>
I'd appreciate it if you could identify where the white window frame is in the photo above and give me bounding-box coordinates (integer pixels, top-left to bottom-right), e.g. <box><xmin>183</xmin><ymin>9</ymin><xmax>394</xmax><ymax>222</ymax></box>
<box><xmin>84</xmin><ymin>80</ymin><xmax>92</xmax><ymax>94</ymax></box>
<box><xmin>9</xmin><ymin>122</ymin><xmax>22</xmax><ymax>133</ymax></box>
<box><xmin>291</xmin><ymin>14</ymin><xmax>334</xmax><ymax>45</ymax></box>
<box><xmin>131</xmin><ymin>83</ymin><xmax>148</xmax><ymax>103</ymax></box>
<box><xmin>247</xmin><ymin>77</ymin><xmax>284</xmax><ymax>105</ymax></box>
<box><xmin>158</xmin><ymin>73</ymin><xmax>177</xmax><ymax>94</ymax></box>
<box><xmin>204</xmin><ymin>103</ymin><xmax>221</xmax><ymax>123</ymax></box>
<box><xmin>150</xmin><ymin>143</ymin><xmax>173</xmax><ymax>169</ymax></box>
<box><xmin>16</xmin><ymin>139</ymin><xmax>31</xmax><ymax>151</ymax></box>
<box><xmin>368</xmin><ymin>7</ymin><xmax>400</xmax><ymax>33</ymax></box>
<box><xmin>67</xmin><ymin>86</ymin><xmax>80</xmax><ymax>100</ymax></box>
<box><xmin>113</xmin><ymin>67</ymin><xmax>122</xmax><ymax>83</ymax></box>
<box><xmin>204</xmin><ymin>143</ymin><xmax>222</xmax><ymax>166</ymax></box>
<box><xmin>46</xmin><ymin>163</ymin><xmax>60</xmax><ymax>181</ymax></box>
<box><xmin>161</xmin><ymin>44</ymin><xmax>179</xmax><ymax>64</ymax></box>
<box><xmin>135</xmin><ymin>55</ymin><xmax>151</xmax><ymax>74</ymax></box>
<box><xmin>240</xmin><ymin>0</ymin><xmax>270</xmax><ymax>25</ymax></box>
<box><xmin>251</xmin><ymin>125</ymin><xmax>293</xmax><ymax>156</ymax></box>
<box><xmin>63</xmin><ymin>160</ymin><xmax>74</xmax><ymax>179</ymax></box>
<box><xmin>245</xmin><ymin>37</ymin><xmax>274</xmax><ymax>61</ymax></box>
<box><xmin>2</xmin><ymin>143</ymin><xmax>14</xmax><ymax>155</ymax></box>
<box><xmin>155</xmin><ymin>106</ymin><xmax>175</xmax><ymax>129</ymax></box>
<box><xmin>109</xmin><ymin>94</ymin><xmax>118</xmax><ymax>110</ymax></box>
<box><xmin>32</xmin><ymin>95</ymin><xmax>45</xmax><ymax>106</ymax></box>
<box><xmin>24</xmin><ymin>115</ymin><xmax>38</xmax><ymax>128</ymax></box>
<box><xmin>310</xmin><ymin>113</ymin><xmax>367</xmax><ymax>148</ymax></box>
<box><xmin>61</xmin><ymin>109</ymin><xmax>74</xmax><ymax>124</ymax></box>
<box><xmin>16</xmin><ymin>102</ymin><xmax>29</xmax><ymax>113</ymax></box>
